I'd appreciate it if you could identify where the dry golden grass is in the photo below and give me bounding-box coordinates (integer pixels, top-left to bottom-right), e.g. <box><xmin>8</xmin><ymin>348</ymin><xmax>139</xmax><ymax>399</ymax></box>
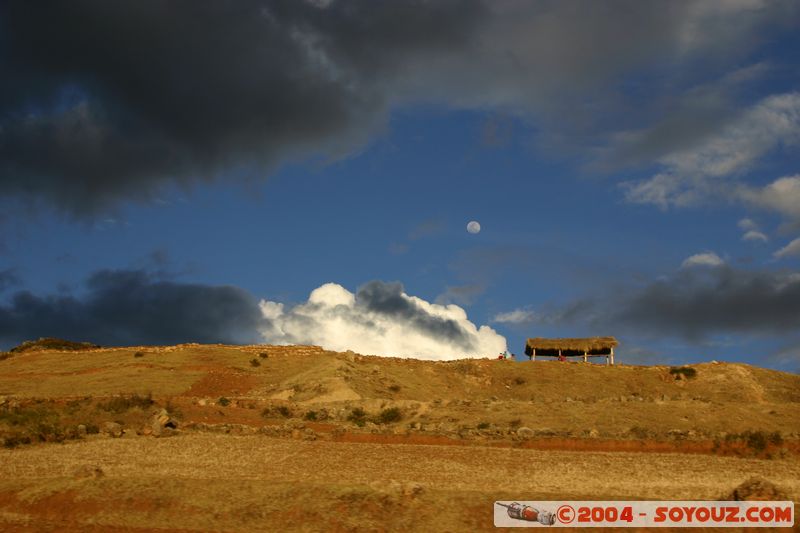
<box><xmin>1</xmin><ymin>343</ymin><xmax>799</xmax><ymax>530</ymax></box>
<box><xmin>0</xmin><ymin>433</ymin><xmax>797</xmax><ymax>532</ymax></box>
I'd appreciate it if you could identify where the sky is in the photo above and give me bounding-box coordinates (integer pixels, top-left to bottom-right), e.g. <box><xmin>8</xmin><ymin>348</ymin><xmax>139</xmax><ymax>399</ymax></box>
<box><xmin>1</xmin><ymin>1</ymin><xmax>800</xmax><ymax>370</ymax></box>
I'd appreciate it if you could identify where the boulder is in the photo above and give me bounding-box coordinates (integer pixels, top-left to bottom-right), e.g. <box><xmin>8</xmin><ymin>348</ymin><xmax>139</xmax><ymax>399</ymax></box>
<box><xmin>101</xmin><ymin>422</ymin><xmax>123</xmax><ymax>438</ymax></box>
<box><xmin>150</xmin><ymin>408</ymin><xmax>178</xmax><ymax>437</ymax></box>
<box><xmin>516</xmin><ymin>427</ymin><xmax>536</xmax><ymax>439</ymax></box>
<box><xmin>725</xmin><ymin>477</ymin><xmax>788</xmax><ymax>501</ymax></box>
<box><xmin>73</xmin><ymin>465</ymin><xmax>104</xmax><ymax>479</ymax></box>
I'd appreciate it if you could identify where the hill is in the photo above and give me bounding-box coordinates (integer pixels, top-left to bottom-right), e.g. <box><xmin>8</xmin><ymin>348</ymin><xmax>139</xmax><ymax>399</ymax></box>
<box><xmin>0</xmin><ymin>343</ymin><xmax>798</xmax><ymax>531</ymax></box>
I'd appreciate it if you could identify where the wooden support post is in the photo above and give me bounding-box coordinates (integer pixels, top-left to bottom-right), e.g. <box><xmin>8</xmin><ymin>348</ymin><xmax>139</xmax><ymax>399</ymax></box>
<box><xmin>583</xmin><ymin>350</ymin><xmax>587</xmax><ymax>363</ymax></box>
<box><xmin>532</xmin><ymin>348</ymin><xmax>536</xmax><ymax>361</ymax></box>
<box><xmin>610</xmin><ymin>347</ymin><xmax>615</xmax><ymax>366</ymax></box>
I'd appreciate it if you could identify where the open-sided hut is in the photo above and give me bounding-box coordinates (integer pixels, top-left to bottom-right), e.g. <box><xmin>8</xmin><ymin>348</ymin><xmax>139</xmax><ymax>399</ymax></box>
<box><xmin>525</xmin><ymin>337</ymin><xmax>618</xmax><ymax>365</ymax></box>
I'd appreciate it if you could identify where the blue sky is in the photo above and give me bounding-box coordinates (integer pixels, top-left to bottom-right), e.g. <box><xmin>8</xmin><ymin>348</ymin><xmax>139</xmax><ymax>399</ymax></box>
<box><xmin>1</xmin><ymin>1</ymin><xmax>800</xmax><ymax>370</ymax></box>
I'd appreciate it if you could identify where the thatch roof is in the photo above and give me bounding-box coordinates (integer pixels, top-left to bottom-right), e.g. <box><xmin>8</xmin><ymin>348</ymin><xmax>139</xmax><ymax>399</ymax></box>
<box><xmin>526</xmin><ymin>337</ymin><xmax>618</xmax><ymax>353</ymax></box>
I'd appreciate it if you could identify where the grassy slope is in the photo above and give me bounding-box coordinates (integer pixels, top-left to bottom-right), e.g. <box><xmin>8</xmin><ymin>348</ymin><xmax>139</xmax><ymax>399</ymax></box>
<box><xmin>1</xmin><ymin>344</ymin><xmax>799</xmax><ymax>531</ymax></box>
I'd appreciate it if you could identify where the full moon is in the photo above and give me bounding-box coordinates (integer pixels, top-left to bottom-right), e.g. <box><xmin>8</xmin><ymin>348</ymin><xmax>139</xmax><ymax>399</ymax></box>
<box><xmin>466</xmin><ymin>221</ymin><xmax>481</xmax><ymax>234</ymax></box>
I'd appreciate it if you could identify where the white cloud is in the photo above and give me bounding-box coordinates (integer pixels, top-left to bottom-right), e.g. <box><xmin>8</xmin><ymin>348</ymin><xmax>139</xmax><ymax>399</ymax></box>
<box><xmin>738</xmin><ymin>218</ymin><xmax>758</xmax><ymax>231</ymax></box>
<box><xmin>258</xmin><ymin>281</ymin><xmax>507</xmax><ymax>360</ymax></box>
<box><xmin>624</xmin><ymin>92</ymin><xmax>800</xmax><ymax>208</ymax></box>
<box><xmin>491</xmin><ymin>308</ymin><xmax>537</xmax><ymax>324</ymax></box>
<box><xmin>739</xmin><ymin>175</ymin><xmax>800</xmax><ymax>220</ymax></box>
<box><xmin>774</xmin><ymin>237</ymin><xmax>800</xmax><ymax>259</ymax></box>
<box><xmin>681</xmin><ymin>252</ymin><xmax>725</xmax><ymax>268</ymax></box>
<box><xmin>737</xmin><ymin>217</ymin><xmax>768</xmax><ymax>242</ymax></box>
<box><xmin>742</xmin><ymin>230</ymin><xmax>769</xmax><ymax>243</ymax></box>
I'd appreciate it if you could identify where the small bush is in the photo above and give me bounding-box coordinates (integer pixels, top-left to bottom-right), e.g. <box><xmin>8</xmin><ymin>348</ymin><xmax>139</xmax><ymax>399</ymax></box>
<box><xmin>375</xmin><ymin>407</ymin><xmax>402</xmax><ymax>424</ymax></box>
<box><xmin>388</xmin><ymin>384</ymin><xmax>401</xmax><ymax>393</ymax></box>
<box><xmin>304</xmin><ymin>410</ymin><xmax>318</xmax><ymax>421</ymax></box>
<box><xmin>134</xmin><ymin>351</ymin><xmax>145</xmax><ymax>358</ymax></box>
<box><xmin>85</xmin><ymin>423</ymin><xmax>100</xmax><ymax>434</ymax></box>
<box><xmin>218</xmin><ymin>397</ymin><xmax>231</xmax><ymax>407</ymax></box>
<box><xmin>259</xmin><ymin>352</ymin><xmax>269</xmax><ymax>358</ymax></box>
<box><xmin>477</xmin><ymin>421</ymin><xmax>490</xmax><ymax>430</ymax></box>
<box><xmin>276</xmin><ymin>405</ymin><xmax>291</xmax><ymax>418</ymax></box>
<box><xmin>0</xmin><ymin>352</ymin><xmax>11</xmax><ymax>361</ymax></box>
<box><xmin>669</xmin><ymin>366</ymin><xmax>697</xmax><ymax>379</ymax></box>
<box><xmin>744</xmin><ymin>430</ymin><xmax>768</xmax><ymax>453</ymax></box>
<box><xmin>250</xmin><ymin>358</ymin><xmax>261</xmax><ymax>367</ymax></box>
<box><xmin>347</xmin><ymin>407</ymin><xmax>367</xmax><ymax>427</ymax></box>
<box><xmin>769</xmin><ymin>431</ymin><xmax>783</xmax><ymax>446</ymax></box>
<box><xmin>97</xmin><ymin>393</ymin><xmax>153</xmax><ymax>413</ymax></box>
<box><xmin>514</xmin><ymin>377</ymin><xmax>526</xmax><ymax>385</ymax></box>
<box><xmin>509</xmin><ymin>419</ymin><xmax>522</xmax><ymax>429</ymax></box>
<box><xmin>9</xmin><ymin>337</ymin><xmax>100</xmax><ymax>353</ymax></box>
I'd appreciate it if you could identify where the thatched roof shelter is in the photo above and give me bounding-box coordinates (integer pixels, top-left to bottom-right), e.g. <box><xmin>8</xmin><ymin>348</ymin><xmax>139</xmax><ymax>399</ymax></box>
<box><xmin>525</xmin><ymin>337</ymin><xmax>619</xmax><ymax>364</ymax></box>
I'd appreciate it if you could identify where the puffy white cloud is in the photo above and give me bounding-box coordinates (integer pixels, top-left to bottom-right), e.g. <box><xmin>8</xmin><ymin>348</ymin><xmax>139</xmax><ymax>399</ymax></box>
<box><xmin>682</xmin><ymin>252</ymin><xmax>725</xmax><ymax>268</ymax></box>
<box><xmin>739</xmin><ymin>175</ymin><xmax>800</xmax><ymax>220</ymax></box>
<box><xmin>258</xmin><ymin>281</ymin><xmax>507</xmax><ymax>360</ymax></box>
<box><xmin>742</xmin><ymin>230</ymin><xmax>769</xmax><ymax>243</ymax></box>
<box><xmin>774</xmin><ymin>237</ymin><xmax>800</xmax><ymax>259</ymax></box>
<box><xmin>737</xmin><ymin>217</ymin><xmax>768</xmax><ymax>242</ymax></box>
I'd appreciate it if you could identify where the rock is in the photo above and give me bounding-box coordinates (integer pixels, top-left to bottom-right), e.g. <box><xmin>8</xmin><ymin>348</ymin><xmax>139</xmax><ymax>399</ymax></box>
<box><xmin>73</xmin><ymin>465</ymin><xmax>104</xmax><ymax>479</ymax></box>
<box><xmin>516</xmin><ymin>427</ymin><xmax>535</xmax><ymax>439</ymax></box>
<box><xmin>588</xmin><ymin>428</ymin><xmax>600</xmax><ymax>438</ymax></box>
<box><xmin>402</xmin><ymin>482</ymin><xmax>424</xmax><ymax>498</ymax></box>
<box><xmin>149</xmin><ymin>408</ymin><xmax>178</xmax><ymax>437</ymax></box>
<box><xmin>77</xmin><ymin>424</ymin><xmax>87</xmax><ymax>437</ymax></box>
<box><xmin>197</xmin><ymin>398</ymin><xmax>207</xmax><ymax>406</ymax></box>
<box><xmin>102</xmin><ymin>422</ymin><xmax>123</xmax><ymax>438</ymax></box>
<box><xmin>725</xmin><ymin>477</ymin><xmax>788</xmax><ymax>501</ymax></box>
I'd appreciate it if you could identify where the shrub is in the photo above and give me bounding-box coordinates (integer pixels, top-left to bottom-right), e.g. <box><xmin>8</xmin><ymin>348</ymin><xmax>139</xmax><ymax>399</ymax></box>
<box><xmin>669</xmin><ymin>366</ymin><xmax>697</xmax><ymax>379</ymax></box>
<box><xmin>375</xmin><ymin>407</ymin><xmax>402</xmax><ymax>424</ymax></box>
<box><xmin>276</xmin><ymin>405</ymin><xmax>291</xmax><ymax>418</ymax></box>
<box><xmin>97</xmin><ymin>393</ymin><xmax>153</xmax><ymax>413</ymax></box>
<box><xmin>509</xmin><ymin>419</ymin><xmax>522</xmax><ymax>428</ymax></box>
<box><xmin>85</xmin><ymin>423</ymin><xmax>100</xmax><ymax>434</ymax></box>
<box><xmin>477</xmin><ymin>421</ymin><xmax>490</xmax><ymax>430</ymax></box>
<box><xmin>134</xmin><ymin>351</ymin><xmax>145</xmax><ymax>358</ymax></box>
<box><xmin>0</xmin><ymin>352</ymin><xmax>11</xmax><ymax>361</ymax></box>
<box><xmin>769</xmin><ymin>431</ymin><xmax>783</xmax><ymax>446</ymax></box>
<box><xmin>259</xmin><ymin>352</ymin><xmax>269</xmax><ymax>358</ymax></box>
<box><xmin>304</xmin><ymin>410</ymin><xmax>318</xmax><ymax>421</ymax></box>
<box><xmin>388</xmin><ymin>384</ymin><xmax>401</xmax><ymax>393</ymax></box>
<box><xmin>9</xmin><ymin>337</ymin><xmax>100</xmax><ymax>353</ymax></box>
<box><xmin>250</xmin><ymin>358</ymin><xmax>261</xmax><ymax>367</ymax></box>
<box><xmin>514</xmin><ymin>377</ymin><xmax>526</xmax><ymax>385</ymax></box>
<box><xmin>744</xmin><ymin>430</ymin><xmax>768</xmax><ymax>453</ymax></box>
<box><xmin>218</xmin><ymin>397</ymin><xmax>231</xmax><ymax>407</ymax></box>
<box><xmin>347</xmin><ymin>407</ymin><xmax>367</xmax><ymax>427</ymax></box>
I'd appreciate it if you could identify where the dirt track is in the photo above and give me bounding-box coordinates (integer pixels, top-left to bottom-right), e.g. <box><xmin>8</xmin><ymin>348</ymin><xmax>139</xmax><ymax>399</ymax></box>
<box><xmin>0</xmin><ymin>433</ymin><xmax>798</xmax><ymax>532</ymax></box>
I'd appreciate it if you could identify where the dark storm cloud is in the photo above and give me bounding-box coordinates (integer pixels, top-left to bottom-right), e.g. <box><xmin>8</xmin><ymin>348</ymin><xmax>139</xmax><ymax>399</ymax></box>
<box><xmin>614</xmin><ymin>267</ymin><xmax>800</xmax><ymax>340</ymax></box>
<box><xmin>356</xmin><ymin>281</ymin><xmax>474</xmax><ymax>350</ymax></box>
<box><xmin>0</xmin><ymin>269</ymin><xmax>265</xmax><ymax>347</ymax></box>
<box><xmin>533</xmin><ymin>267</ymin><xmax>800</xmax><ymax>342</ymax></box>
<box><xmin>0</xmin><ymin>0</ymin><xmax>484</xmax><ymax>214</ymax></box>
<box><xmin>1</xmin><ymin>1</ymin><xmax>796</xmax><ymax>214</ymax></box>
<box><xmin>0</xmin><ymin>268</ymin><xmax>21</xmax><ymax>292</ymax></box>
